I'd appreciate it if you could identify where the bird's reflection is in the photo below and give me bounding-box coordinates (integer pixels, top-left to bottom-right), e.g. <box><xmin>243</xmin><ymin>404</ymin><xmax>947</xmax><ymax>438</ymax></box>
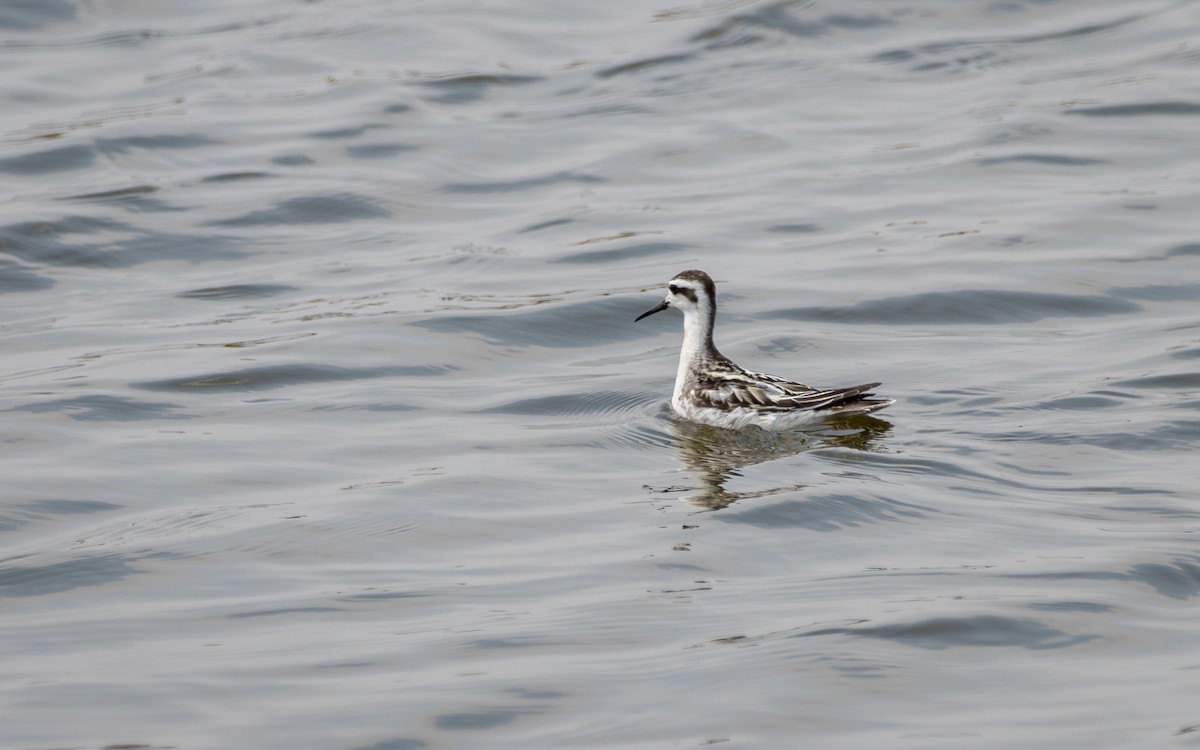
<box><xmin>664</xmin><ymin>415</ymin><xmax>892</xmax><ymax>511</ymax></box>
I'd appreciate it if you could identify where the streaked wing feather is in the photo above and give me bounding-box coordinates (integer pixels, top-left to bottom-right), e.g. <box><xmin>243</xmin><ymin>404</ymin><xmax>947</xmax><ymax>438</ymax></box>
<box><xmin>689</xmin><ymin>353</ymin><xmax>888</xmax><ymax>415</ymax></box>
<box><xmin>742</xmin><ymin>369</ymin><xmax>814</xmax><ymax>393</ymax></box>
<box><xmin>697</xmin><ymin>370</ymin><xmax>883</xmax><ymax>414</ymax></box>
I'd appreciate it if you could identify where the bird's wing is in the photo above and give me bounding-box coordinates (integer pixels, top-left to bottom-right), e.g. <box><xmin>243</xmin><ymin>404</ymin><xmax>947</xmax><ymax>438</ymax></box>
<box><xmin>701</xmin><ymin>372</ymin><xmax>884</xmax><ymax>413</ymax></box>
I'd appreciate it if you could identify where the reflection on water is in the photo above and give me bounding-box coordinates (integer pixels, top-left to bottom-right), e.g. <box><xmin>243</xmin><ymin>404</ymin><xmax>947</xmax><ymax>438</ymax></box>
<box><xmin>664</xmin><ymin>415</ymin><xmax>893</xmax><ymax>511</ymax></box>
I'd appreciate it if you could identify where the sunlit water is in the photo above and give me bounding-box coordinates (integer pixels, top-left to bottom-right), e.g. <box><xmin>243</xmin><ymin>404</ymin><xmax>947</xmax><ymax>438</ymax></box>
<box><xmin>3</xmin><ymin>1</ymin><xmax>1200</xmax><ymax>748</ymax></box>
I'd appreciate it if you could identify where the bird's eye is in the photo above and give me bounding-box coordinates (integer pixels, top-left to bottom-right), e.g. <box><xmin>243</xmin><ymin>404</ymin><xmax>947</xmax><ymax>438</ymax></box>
<box><xmin>668</xmin><ymin>284</ymin><xmax>680</xmax><ymax>295</ymax></box>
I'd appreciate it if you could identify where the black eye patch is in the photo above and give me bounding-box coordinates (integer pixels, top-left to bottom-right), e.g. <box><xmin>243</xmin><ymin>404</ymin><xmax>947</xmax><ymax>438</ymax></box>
<box><xmin>668</xmin><ymin>284</ymin><xmax>681</xmax><ymax>294</ymax></box>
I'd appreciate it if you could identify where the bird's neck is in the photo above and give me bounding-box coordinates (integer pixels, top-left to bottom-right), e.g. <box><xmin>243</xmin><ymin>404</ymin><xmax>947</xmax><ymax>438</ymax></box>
<box><xmin>679</xmin><ymin>303</ymin><xmax>718</xmax><ymax>366</ymax></box>
<box><xmin>674</xmin><ymin>307</ymin><xmax>716</xmax><ymax>406</ymax></box>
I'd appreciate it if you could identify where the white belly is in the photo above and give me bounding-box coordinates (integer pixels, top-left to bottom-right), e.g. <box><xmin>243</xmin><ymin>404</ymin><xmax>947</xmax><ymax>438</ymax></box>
<box><xmin>671</xmin><ymin>397</ymin><xmax>827</xmax><ymax>432</ymax></box>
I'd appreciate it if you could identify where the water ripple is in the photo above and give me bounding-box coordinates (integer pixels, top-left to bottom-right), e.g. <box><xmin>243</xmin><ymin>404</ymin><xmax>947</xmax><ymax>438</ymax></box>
<box><xmin>209</xmin><ymin>193</ymin><xmax>390</xmax><ymax>227</ymax></box>
<box><xmin>94</xmin><ymin>133</ymin><xmax>218</xmax><ymax>154</ymax></box>
<box><xmin>441</xmin><ymin>170</ymin><xmax>603</xmax><ymax>195</ymax></box>
<box><xmin>0</xmin><ymin>259</ymin><xmax>53</xmax><ymax>292</ymax></box>
<box><xmin>0</xmin><ymin>0</ymin><xmax>74</xmax><ymax>30</ymax></box>
<box><xmin>798</xmin><ymin>615</ymin><xmax>1097</xmax><ymax>650</ymax></box>
<box><xmin>552</xmin><ymin>241</ymin><xmax>688</xmax><ymax>265</ymax></box>
<box><xmin>597</xmin><ymin>53</ymin><xmax>697</xmax><ymax>79</ymax></box>
<box><xmin>1115</xmin><ymin>372</ymin><xmax>1200</xmax><ymax>390</ymax></box>
<box><xmin>0</xmin><ymin>144</ymin><xmax>95</xmax><ymax>174</ymax></box>
<box><xmin>61</xmin><ymin>184</ymin><xmax>180</xmax><ymax>213</ymax></box>
<box><xmin>977</xmin><ymin>153</ymin><xmax>1108</xmax><ymax>167</ymax></box>
<box><xmin>418</xmin><ymin>73</ymin><xmax>543</xmax><ymax>105</ymax></box>
<box><xmin>479</xmin><ymin>389</ymin><xmax>650</xmax><ymax>420</ymax></box>
<box><xmin>1007</xmin><ymin>556</ymin><xmax>1200</xmax><ymax>601</ymax></box>
<box><xmin>11</xmin><ymin>394</ymin><xmax>192</xmax><ymax>422</ymax></box>
<box><xmin>0</xmin><ymin>499</ymin><xmax>121</xmax><ymax>534</ymax></box>
<box><xmin>712</xmin><ymin>492</ymin><xmax>927</xmax><ymax>530</ymax></box>
<box><xmin>414</xmin><ymin>296</ymin><xmax>644</xmax><ymax>348</ymax></box>
<box><xmin>1064</xmin><ymin>101</ymin><xmax>1200</xmax><ymax>117</ymax></box>
<box><xmin>177</xmin><ymin>283</ymin><xmax>299</xmax><ymax>300</ymax></box>
<box><xmin>134</xmin><ymin>363</ymin><xmax>450</xmax><ymax>393</ymax></box>
<box><xmin>766</xmin><ymin>289</ymin><xmax>1141</xmax><ymax>325</ymax></box>
<box><xmin>0</xmin><ymin>215</ymin><xmax>245</xmax><ymax>267</ymax></box>
<box><xmin>691</xmin><ymin>5</ymin><xmax>890</xmax><ymax>45</ymax></box>
<box><xmin>0</xmin><ymin>553</ymin><xmax>135</xmax><ymax>598</ymax></box>
<box><xmin>870</xmin><ymin>11</ymin><xmax>1145</xmax><ymax>75</ymax></box>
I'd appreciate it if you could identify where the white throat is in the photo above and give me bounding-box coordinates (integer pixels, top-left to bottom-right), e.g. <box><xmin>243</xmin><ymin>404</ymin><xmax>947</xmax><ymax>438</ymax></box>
<box><xmin>678</xmin><ymin>305</ymin><xmax>712</xmax><ymax>361</ymax></box>
<box><xmin>672</xmin><ymin>300</ymin><xmax>715</xmax><ymax>404</ymax></box>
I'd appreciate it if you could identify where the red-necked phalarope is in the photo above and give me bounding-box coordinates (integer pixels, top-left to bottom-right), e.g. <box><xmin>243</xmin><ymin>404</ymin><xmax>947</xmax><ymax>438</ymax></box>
<box><xmin>636</xmin><ymin>269</ymin><xmax>894</xmax><ymax>430</ymax></box>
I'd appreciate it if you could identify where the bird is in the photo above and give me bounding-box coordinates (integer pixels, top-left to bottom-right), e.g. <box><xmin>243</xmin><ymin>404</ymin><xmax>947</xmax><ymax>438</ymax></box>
<box><xmin>635</xmin><ymin>269</ymin><xmax>893</xmax><ymax>430</ymax></box>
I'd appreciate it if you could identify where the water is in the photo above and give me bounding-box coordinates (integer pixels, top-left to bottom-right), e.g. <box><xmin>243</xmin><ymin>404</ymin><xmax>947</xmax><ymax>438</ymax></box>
<box><xmin>3</xmin><ymin>0</ymin><xmax>1200</xmax><ymax>747</ymax></box>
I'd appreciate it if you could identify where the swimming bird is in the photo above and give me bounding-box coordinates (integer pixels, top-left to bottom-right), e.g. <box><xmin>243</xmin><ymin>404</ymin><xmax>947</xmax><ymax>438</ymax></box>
<box><xmin>635</xmin><ymin>269</ymin><xmax>893</xmax><ymax>430</ymax></box>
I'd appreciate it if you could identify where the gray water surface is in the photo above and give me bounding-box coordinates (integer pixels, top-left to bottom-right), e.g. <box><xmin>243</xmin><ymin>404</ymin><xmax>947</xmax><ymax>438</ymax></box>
<box><xmin>3</xmin><ymin>1</ymin><xmax>1200</xmax><ymax>748</ymax></box>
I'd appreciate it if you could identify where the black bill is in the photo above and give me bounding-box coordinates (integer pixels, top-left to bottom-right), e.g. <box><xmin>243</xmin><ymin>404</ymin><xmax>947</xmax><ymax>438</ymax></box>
<box><xmin>635</xmin><ymin>300</ymin><xmax>669</xmax><ymax>322</ymax></box>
